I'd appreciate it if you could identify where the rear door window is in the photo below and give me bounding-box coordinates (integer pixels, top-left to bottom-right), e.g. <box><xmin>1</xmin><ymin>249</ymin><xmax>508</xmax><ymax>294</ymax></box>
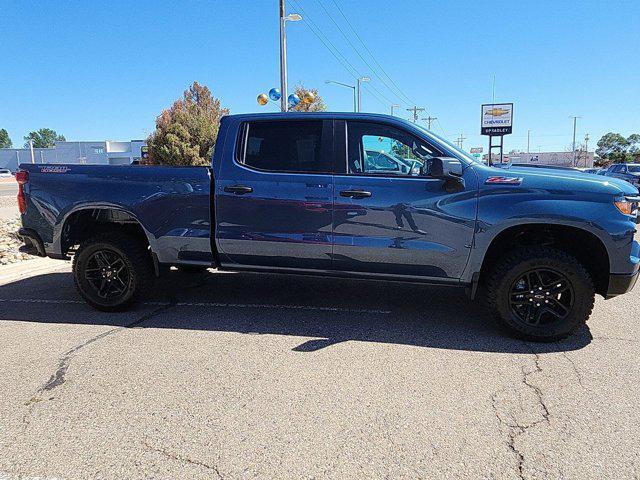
<box><xmin>239</xmin><ymin>120</ymin><xmax>331</xmax><ymax>173</ymax></box>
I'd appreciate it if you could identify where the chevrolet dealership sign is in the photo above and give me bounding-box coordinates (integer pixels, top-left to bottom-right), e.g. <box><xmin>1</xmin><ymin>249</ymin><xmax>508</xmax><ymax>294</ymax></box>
<box><xmin>481</xmin><ymin>103</ymin><xmax>513</xmax><ymax>136</ymax></box>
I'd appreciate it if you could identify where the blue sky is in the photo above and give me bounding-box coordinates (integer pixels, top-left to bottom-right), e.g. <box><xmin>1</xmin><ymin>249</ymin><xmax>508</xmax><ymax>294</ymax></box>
<box><xmin>2</xmin><ymin>0</ymin><xmax>639</xmax><ymax>152</ymax></box>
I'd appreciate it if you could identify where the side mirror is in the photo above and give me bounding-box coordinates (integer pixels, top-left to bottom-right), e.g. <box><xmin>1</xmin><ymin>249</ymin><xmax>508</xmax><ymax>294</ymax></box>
<box><xmin>422</xmin><ymin>157</ymin><xmax>465</xmax><ymax>192</ymax></box>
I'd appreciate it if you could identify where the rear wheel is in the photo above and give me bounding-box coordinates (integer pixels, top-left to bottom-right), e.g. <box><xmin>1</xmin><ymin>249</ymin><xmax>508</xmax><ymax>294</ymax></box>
<box><xmin>485</xmin><ymin>246</ymin><xmax>595</xmax><ymax>341</ymax></box>
<box><xmin>73</xmin><ymin>232</ymin><xmax>154</xmax><ymax>311</ymax></box>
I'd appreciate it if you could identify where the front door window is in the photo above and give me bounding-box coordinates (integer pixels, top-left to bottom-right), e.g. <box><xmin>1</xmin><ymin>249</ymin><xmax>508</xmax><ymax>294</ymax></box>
<box><xmin>347</xmin><ymin>122</ymin><xmax>443</xmax><ymax>177</ymax></box>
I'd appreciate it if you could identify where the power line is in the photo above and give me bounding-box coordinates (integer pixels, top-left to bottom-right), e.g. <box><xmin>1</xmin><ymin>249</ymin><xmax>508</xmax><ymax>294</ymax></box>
<box><xmin>288</xmin><ymin>0</ymin><xmax>358</xmax><ymax>77</ymax></box>
<box><xmin>288</xmin><ymin>0</ymin><xmax>394</xmax><ymax>108</ymax></box>
<box><xmin>314</xmin><ymin>0</ymin><xmax>411</xmax><ymax>107</ymax></box>
<box><xmin>328</xmin><ymin>0</ymin><xmax>416</xmax><ymax>106</ymax></box>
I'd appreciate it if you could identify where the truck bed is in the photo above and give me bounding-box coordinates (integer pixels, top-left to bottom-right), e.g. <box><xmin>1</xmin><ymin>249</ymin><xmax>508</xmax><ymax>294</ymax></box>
<box><xmin>19</xmin><ymin>163</ymin><xmax>213</xmax><ymax>265</ymax></box>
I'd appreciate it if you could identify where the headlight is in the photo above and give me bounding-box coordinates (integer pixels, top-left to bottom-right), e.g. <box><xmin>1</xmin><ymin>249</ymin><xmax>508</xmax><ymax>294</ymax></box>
<box><xmin>615</xmin><ymin>196</ymin><xmax>640</xmax><ymax>216</ymax></box>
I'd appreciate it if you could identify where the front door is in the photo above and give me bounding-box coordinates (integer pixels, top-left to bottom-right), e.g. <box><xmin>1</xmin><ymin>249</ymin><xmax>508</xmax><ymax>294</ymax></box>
<box><xmin>332</xmin><ymin>120</ymin><xmax>477</xmax><ymax>279</ymax></box>
<box><xmin>216</xmin><ymin>119</ymin><xmax>334</xmax><ymax>270</ymax></box>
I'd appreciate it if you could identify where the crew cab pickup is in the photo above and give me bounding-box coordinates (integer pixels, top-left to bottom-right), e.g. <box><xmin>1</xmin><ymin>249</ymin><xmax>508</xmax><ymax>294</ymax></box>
<box><xmin>17</xmin><ymin>113</ymin><xmax>640</xmax><ymax>341</ymax></box>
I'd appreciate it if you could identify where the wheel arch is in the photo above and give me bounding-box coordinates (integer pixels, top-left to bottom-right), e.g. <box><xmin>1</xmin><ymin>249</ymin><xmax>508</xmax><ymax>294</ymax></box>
<box><xmin>58</xmin><ymin>205</ymin><xmax>156</xmax><ymax>257</ymax></box>
<box><xmin>476</xmin><ymin>223</ymin><xmax>610</xmax><ymax>296</ymax></box>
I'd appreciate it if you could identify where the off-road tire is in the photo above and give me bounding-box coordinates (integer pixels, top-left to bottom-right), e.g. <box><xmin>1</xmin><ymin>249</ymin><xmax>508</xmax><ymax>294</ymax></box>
<box><xmin>72</xmin><ymin>231</ymin><xmax>154</xmax><ymax>311</ymax></box>
<box><xmin>484</xmin><ymin>246</ymin><xmax>595</xmax><ymax>341</ymax></box>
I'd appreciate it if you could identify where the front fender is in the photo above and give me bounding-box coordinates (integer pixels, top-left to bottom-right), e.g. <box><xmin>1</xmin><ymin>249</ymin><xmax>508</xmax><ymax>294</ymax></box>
<box><xmin>461</xmin><ymin>188</ymin><xmax>637</xmax><ymax>282</ymax></box>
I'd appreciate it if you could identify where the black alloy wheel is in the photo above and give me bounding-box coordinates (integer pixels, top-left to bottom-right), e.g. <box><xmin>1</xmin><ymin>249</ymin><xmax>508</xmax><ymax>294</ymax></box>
<box><xmin>84</xmin><ymin>248</ymin><xmax>133</xmax><ymax>300</ymax></box>
<box><xmin>509</xmin><ymin>268</ymin><xmax>574</xmax><ymax>327</ymax></box>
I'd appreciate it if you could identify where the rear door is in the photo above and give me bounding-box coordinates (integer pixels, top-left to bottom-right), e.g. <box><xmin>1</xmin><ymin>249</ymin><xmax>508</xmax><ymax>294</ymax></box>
<box><xmin>332</xmin><ymin>119</ymin><xmax>477</xmax><ymax>279</ymax></box>
<box><xmin>215</xmin><ymin>119</ymin><xmax>334</xmax><ymax>270</ymax></box>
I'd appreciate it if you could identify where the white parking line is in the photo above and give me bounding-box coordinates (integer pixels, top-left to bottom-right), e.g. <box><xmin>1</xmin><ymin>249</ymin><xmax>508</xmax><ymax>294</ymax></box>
<box><xmin>0</xmin><ymin>298</ymin><xmax>391</xmax><ymax>315</ymax></box>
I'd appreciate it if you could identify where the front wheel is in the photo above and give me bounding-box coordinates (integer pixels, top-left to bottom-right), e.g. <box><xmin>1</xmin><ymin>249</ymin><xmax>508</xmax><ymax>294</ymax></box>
<box><xmin>485</xmin><ymin>247</ymin><xmax>595</xmax><ymax>341</ymax></box>
<box><xmin>73</xmin><ymin>232</ymin><xmax>154</xmax><ymax>311</ymax></box>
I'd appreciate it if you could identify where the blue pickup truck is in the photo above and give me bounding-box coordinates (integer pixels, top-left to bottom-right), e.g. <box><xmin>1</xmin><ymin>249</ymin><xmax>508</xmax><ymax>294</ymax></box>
<box><xmin>16</xmin><ymin>113</ymin><xmax>640</xmax><ymax>341</ymax></box>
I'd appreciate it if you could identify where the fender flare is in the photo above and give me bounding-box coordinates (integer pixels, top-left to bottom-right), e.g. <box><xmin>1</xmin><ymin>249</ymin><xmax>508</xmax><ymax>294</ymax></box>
<box><xmin>52</xmin><ymin>202</ymin><xmax>158</xmax><ymax>256</ymax></box>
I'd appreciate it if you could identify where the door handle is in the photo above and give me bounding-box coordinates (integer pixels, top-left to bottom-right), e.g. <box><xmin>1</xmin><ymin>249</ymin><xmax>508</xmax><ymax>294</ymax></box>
<box><xmin>340</xmin><ymin>189</ymin><xmax>372</xmax><ymax>199</ymax></box>
<box><xmin>224</xmin><ymin>185</ymin><xmax>253</xmax><ymax>195</ymax></box>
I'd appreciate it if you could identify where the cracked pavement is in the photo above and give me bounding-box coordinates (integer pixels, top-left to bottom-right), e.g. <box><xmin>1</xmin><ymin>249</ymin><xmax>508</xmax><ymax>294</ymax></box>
<box><xmin>0</xmin><ymin>261</ymin><xmax>639</xmax><ymax>479</ymax></box>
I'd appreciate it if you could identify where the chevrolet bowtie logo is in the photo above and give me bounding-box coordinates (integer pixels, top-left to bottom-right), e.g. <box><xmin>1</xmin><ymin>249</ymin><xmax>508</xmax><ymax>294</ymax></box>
<box><xmin>485</xmin><ymin>108</ymin><xmax>510</xmax><ymax>117</ymax></box>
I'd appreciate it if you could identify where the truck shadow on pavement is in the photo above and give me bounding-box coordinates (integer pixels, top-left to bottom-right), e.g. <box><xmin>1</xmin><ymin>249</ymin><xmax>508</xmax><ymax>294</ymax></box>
<box><xmin>0</xmin><ymin>269</ymin><xmax>592</xmax><ymax>354</ymax></box>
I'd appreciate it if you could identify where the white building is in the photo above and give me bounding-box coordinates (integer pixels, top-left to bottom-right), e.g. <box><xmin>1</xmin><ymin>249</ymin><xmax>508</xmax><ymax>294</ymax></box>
<box><xmin>482</xmin><ymin>151</ymin><xmax>594</xmax><ymax>168</ymax></box>
<box><xmin>0</xmin><ymin>140</ymin><xmax>146</xmax><ymax>172</ymax></box>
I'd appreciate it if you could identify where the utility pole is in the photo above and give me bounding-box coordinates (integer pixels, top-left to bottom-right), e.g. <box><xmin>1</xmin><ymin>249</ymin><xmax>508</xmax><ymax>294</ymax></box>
<box><xmin>492</xmin><ymin>74</ymin><xmax>496</xmax><ymax>104</ymax></box>
<box><xmin>584</xmin><ymin>133</ymin><xmax>590</xmax><ymax>167</ymax></box>
<box><xmin>584</xmin><ymin>133</ymin><xmax>589</xmax><ymax>153</ymax></box>
<box><xmin>455</xmin><ymin>134</ymin><xmax>466</xmax><ymax>149</ymax></box>
<box><xmin>570</xmin><ymin>115</ymin><xmax>580</xmax><ymax>166</ymax></box>
<box><xmin>422</xmin><ymin>116</ymin><xmax>437</xmax><ymax>130</ymax></box>
<box><xmin>406</xmin><ymin>106</ymin><xmax>425</xmax><ymax>123</ymax></box>
<box><xmin>527</xmin><ymin>130</ymin><xmax>531</xmax><ymax>153</ymax></box>
<box><xmin>29</xmin><ymin>139</ymin><xmax>35</xmax><ymax>164</ymax></box>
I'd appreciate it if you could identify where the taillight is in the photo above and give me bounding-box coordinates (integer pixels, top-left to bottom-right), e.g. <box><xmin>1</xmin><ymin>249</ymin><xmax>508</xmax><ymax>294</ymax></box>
<box><xmin>16</xmin><ymin>170</ymin><xmax>28</xmax><ymax>214</ymax></box>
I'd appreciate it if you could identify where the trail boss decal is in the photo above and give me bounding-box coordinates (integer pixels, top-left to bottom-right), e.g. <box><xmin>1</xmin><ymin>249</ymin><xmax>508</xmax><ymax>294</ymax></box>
<box><xmin>40</xmin><ymin>166</ymin><xmax>70</xmax><ymax>174</ymax></box>
<box><xmin>485</xmin><ymin>176</ymin><xmax>523</xmax><ymax>185</ymax></box>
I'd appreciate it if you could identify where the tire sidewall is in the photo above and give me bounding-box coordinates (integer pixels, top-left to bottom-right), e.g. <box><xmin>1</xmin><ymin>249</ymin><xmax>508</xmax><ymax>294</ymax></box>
<box><xmin>493</xmin><ymin>254</ymin><xmax>593</xmax><ymax>340</ymax></box>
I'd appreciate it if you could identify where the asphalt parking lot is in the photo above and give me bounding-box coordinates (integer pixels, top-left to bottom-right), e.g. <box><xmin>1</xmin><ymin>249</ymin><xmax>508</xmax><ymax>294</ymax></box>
<box><xmin>0</xmin><ymin>259</ymin><xmax>639</xmax><ymax>479</ymax></box>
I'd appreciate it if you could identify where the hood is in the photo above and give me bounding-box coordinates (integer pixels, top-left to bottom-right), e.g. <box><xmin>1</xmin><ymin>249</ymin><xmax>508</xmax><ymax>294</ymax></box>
<box><xmin>477</xmin><ymin>164</ymin><xmax>639</xmax><ymax>196</ymax></box>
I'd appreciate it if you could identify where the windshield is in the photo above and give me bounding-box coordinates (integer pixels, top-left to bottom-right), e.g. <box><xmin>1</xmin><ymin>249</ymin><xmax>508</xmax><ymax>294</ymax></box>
<box><xmin>410</xmin><ymin>122</ymin><xmax>480</xmax><ymax>164</ymax></box>
<box><xmin>627</xmin><ymin>165</ymin><xmax>640</xmax><ymax>173</ymax></box>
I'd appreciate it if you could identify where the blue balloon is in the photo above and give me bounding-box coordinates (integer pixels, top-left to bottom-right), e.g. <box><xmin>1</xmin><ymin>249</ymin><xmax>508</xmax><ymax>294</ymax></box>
<box><xmin>288</xmin><ymin>93</ymin><xmax>300</xmax><ymax>107</ymax></box>
<box><xmin>268</xmin><ymin>88</ymin><xmax>281</xmax><ymax>101</ymax></box>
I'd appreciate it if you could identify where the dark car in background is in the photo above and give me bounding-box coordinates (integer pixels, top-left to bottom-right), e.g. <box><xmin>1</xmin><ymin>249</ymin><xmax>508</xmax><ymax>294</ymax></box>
<box><xmin>603</xmin><ymin>163</ymin><xmax>640</xmax><ymax>187</ymax></box>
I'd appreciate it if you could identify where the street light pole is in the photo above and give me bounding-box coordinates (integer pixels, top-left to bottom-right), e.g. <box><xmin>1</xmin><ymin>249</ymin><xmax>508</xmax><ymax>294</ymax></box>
<box><xmin>325</xmin><ymin>80</ymin><xmax>357</xmax><ymax>112</ymax></box>
<box><xmin>390</xmin><ymin>104</ymin><xmax>400</xmax><ymax>116</ymax></box>
<box><xmin>278</xmin><ymin>1</ymin><xmax>302</xmax><ymax>112</ymax></box>
<box><xmin>279</xmin><ymin>0</ymin><xmax>287</xmax><ymax>112</ymax></box>
<box><xmin>356</xmin><ymin>77</ymin><xmax>370</xmax><ymax>112</ymax></box>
